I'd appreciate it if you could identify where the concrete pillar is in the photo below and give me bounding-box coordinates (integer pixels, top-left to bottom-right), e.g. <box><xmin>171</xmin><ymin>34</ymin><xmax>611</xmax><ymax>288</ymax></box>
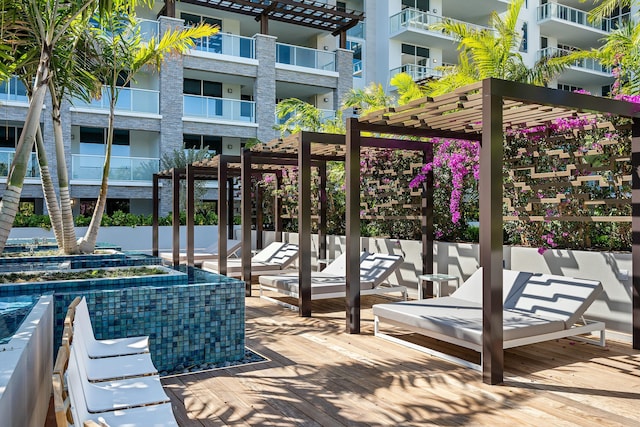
<box><xmin>254</xmin><ymin>34</ymin><xmax>278</xmax><ymax>143</ymax></box>
<box><xmin>334</xmin><ymin>48</ymin><xmax>354</xmax><ymax>115</ymax></box>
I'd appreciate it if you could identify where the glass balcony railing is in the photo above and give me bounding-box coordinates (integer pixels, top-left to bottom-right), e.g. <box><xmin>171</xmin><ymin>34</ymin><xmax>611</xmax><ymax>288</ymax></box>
<box><xmin>353</xmin><ymin>60</ymin><xmax>363</xmax><ymax>77</ymax></box>
<box><xmin>136</xmin><ymin>18</ymin><xmax>159</xmax><ymax>41</ymax></box>
<box><xmin>0</xmin><ymin>76</ymin><xmax>28</xmax><ymax>103</ymax></box>
<box><xmin>347</xmin><ymin>22</ymin><xmax>365</xmax><ymax>39</ymax></box>
<box><xmin>276</xmin><ymin>43</ymin><xmax>336</xmax><ymax>71</ymax></box>
<box><xmin>73</xmin><ymin>87</ymin><xmax>159</xmax><ymax>114</ymax></box>
<box><xmin>71</xmin><ymin>154</ymin><xmax>159</xmax><ymax>181</ymax></box>
<box><xmin>183</xmin><ymin>95</ymin><xmax>256</xmax><ymax>123</ymax></box>
<box><xmin>0</xmin><ymin>151</ymin><xmax>39</xmax><ymax>178</ymax></box>
<box><xmin>191</xmin><ymin>32</ymin><xmax>255</xmax><ymax>59</ymax></box>
<box><xmin>537</xmin><ymin>3</ymin><xmax>613</xmax><ymax>32</ymax></box>
<box><xmin>536</xmin><ymin>47</ymin><xmax>611</xmax><ymax>74</ymax></box>
<box><xmin>390</xmin><ymin>8</ymin><xmax>492</xmax><ymax>35</ymax></box>
<box><xmin>391</xmin><ymin>64</ymin><xmax>443</xmax><ymax>81</ymax></box>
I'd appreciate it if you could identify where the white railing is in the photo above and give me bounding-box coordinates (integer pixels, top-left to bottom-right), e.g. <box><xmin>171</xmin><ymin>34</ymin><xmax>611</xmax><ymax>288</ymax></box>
<box><xmin>71</xmin><ymin>154</ymin><xmax>159</xmax><ymax>181</ymax></box>
<box><xmin>73</xmin><ymin>87</ymin><xmax>159</xmax><ymax>114</ymax></box>
<box><xmin>390</xmin><ymin>8</ymin><xmax>492</xmax><ymax>34</ymax></box>
<box><xmin>191</xmin><ymin>32</ymin><xmax>255</xmax><ymax>58</ymax></box>
<box><xmin>390</xmin><ymin>64</ymin><xmax>443</xmax><ymax>81</ymax></box>
<box><xmin>536</xmin><ymin>47</ymin><xmax>611</xmax><ymax>74</ymax></box>
<box><xmin>537</xmin><ymin>3</ymin><xmax>612</xmax><ymax>32</ymax></box>
<box><xmin>275</xmin><ymin>109</ymin><xmax>336</xmax><ymax>125</ymax></box>
<box><xmin>276</xmin><ymin>43</ymin><xmax>336</xmax><ymax>71</ymax></box>
<box><xmin>183</xmin><ymin>95</ymin><xmax>256</xmax><ymax>123</ymax></box>
<box><xmin>0</xmin><ymin>151</ymin><xmax>39</xmax><ymax>178</ymax></box>
<box><xmin>0</xmin><ymin>76</ymin><xmax>28</xmax><ymax>103</ymax></box>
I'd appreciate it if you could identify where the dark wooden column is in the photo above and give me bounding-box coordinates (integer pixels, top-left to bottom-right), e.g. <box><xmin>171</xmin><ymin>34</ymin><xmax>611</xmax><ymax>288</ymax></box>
<box><xmin>345</xmin><ymin>118</ymin><xmax>361</xmax><ymax>334</ymax></box>
<box><xmin>274</xmin><ymin>171</ymin><xmax>283</xmax><ymax>242</ymax></box>
<box><xmin>152</xmin><ymin>174</ymin><xmax>159</xmax><ymax>257</ymax></box>
<box><xmin>241</xmin><ymin>150</ymin><xmax>252</xmax><ymax>295</ymax></box>
<box><xmin>256</xmin><ymin>182</ymin><xmax>264</xmax><ymax>250</ymax></box>
<box><xmin>632</xmin><ymin>117</ymin><xmax>640</xmax><ymax>349</ymax></box>
<box><xmin>421</xmin><ymin>146</ymin><xmax>434</xmax><ymax>298</ymax></box>
<box><xmin>171</xmin><ymin>168</ymin><xmax>181</xmax><ymax>267</ymax></box>
<box><xmin>318</xmin><ymin>161</ymin><xmax>328</xmax><ymax>263</ymax></box>
<box><xmin>258</xmin><ymin>14</ymin><xmax>269</xmax><ymax>34</ymax></box>
<box><xmin>227</xmin><ymin>177</ymin><xmax>235</xmax><ymax>238</ymax></box>
<box><xmin>479</xmin><ymin>79</ymin><xmax>504</xmax><ymax>385</ymax></box>
<box><xmin>298</xmin><ymin>135</ymin><xmax>312</xmax><ymax>316</ymax></box>
<box><xmin>218</xmin><ymin>159</ymin><xmax>228</xmax><ymax>276</ymax></box>
<box><xmin>186</xmin><ymin>164</ymin><xmax>195</xmax><ymax>267</ymax></box>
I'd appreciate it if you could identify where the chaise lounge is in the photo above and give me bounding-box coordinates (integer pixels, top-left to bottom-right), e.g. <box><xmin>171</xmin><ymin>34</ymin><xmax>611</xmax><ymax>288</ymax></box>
<box><xmin>258</xmin><ymin>251</ymin><xmax>407</xmax><ymax>310</ymax></box>
<box><xmin>160</xmin><ymin>239</ymin><xmax>242</xmax><ymax>266</ymax></box>
<box><xmin>373</xmin><ymin>269</ymin><xmax>606</xmax><ymax>370</ymax></box>
<box><xmin>201</xmin><ymin>241</ymin><xmax>299</xmax><ymax>277</ymax></box>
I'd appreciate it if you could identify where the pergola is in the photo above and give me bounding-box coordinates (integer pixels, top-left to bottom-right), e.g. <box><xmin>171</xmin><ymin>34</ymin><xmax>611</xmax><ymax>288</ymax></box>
<box><xmin>154</xmin><ymin>78</ymin><xmax>640</xmax><ymax>385</ymax></box>
<box><xmin>162</xmin><ymin>0</ymin><xmax>365</xmax><ymax>47</ymax></box>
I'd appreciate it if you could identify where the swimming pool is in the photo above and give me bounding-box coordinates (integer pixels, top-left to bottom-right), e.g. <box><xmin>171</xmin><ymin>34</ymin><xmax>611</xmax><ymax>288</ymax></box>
<box><xmin>0</xmin><ymin>295</ymin><xmax>40</xmax><ymax>344</ymax></box>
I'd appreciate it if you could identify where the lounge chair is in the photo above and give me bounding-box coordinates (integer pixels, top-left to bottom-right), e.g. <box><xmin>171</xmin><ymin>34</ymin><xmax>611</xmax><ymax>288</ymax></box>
<box><xmin>160</xmin><ymin>239</ymin><xmax>242</xmax><ymax>266</ymax></box>
<box><xmin>54</xmin><ymin>346</ymin><xmax>177</xmax><ymax>427</ymax></box>
<box><xmin>372</xmin><ymin>269</ymin><xmax>606</xmax><ymax>370</ymax></box>
<box><xmin>201</xmin><ymin>241</ymin><xmax>299</xmax><ymax>277</ymax></box>
<box><xmin>75</xmin><ymin>297</ymin><xmax>149</xmax><ymax>358</ymax></box>
<box><xmin>258</xmin><ymin>251</ymin><xmax>408</xmax><ymax>310</ymax></box>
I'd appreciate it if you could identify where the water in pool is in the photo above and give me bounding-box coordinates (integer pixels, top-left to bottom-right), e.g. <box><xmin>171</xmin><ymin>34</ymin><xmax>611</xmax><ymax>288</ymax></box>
<box><xmin>0</xmin><ymin>295</ymin><xmax>38</xmax><ymax>344</ymax></box>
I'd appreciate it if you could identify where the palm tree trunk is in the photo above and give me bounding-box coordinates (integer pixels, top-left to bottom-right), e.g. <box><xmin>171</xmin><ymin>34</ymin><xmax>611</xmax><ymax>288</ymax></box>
<box><xmin>35</xmin><ymin>127</ymin><xmax>64</xmax><ymax>247</ymax></box>
<box><xmin>49</xmin><ymin>91</ymin><xmax>79</xmax><ymax>254</ymax></box>
<box><xmin>0</xmin><ymin>52</ymin><xmax>50</xmax><ymax>252</ymax></box>
<box><xmin>77</xmin><ymin>94</ymin><xmax>115</xmax><ymax>253</ymax></box>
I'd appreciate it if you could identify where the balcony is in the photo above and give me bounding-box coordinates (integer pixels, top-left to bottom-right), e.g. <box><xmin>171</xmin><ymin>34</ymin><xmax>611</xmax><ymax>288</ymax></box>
<box><xmin>0</xmin><ymin>77</ymin><xmax>28</xmax><ymax>104</ymax></box>
<box><xmin>390</xmin><ymin>9</ymin><xmax>491</xmax><ymax>62</ymax></box>
<box><xmin>353</xmin><ymin>60</ymin><xmax>363</xmax><ymax>78</ymax></box>
<box><xmin>390</xmin><ymin>64</ymin><xmax>442</xmax><ymax>82</ymax></box>
<box><xmin>72</xmin><ymin>87</ymin><xmax>160</xmax><ymax>115</ymax></box>
<box><xmin>71</xmin><ymin>154</ymin><xmax>159</xmax><ymax>182</ymax></box>
<box><xmin>183</xmin><ymin>95</ymin><xmax>256</xmax><ymax>123</ymax></box>
<box><xmin>275</xmin><ymin>109</ymin><xmax>336</xmax><ymax>126</ymax></box>
<box><xmin>347</xmin><ymin>22</ymin><xmax>365</xmax><ymax>39</ymax></box>
<box><xmin>537</xmin><ymin>3</ymin><xmax>610</xmax><ymax>48</ymax></box>
<box><xmin>276</xmin><ymin>43</ymin><xmax>336</xmax><ymax>72</ymax></box>
<box><xmin>136</xmin><ymin>18</ymin><xmax>159</xmax><ymax>41</ymax></box>
<box><xmin>0</xmin><ymin>151</ymin><xmax>39</xmax><ymax>178</ymax></box>
<box><xmin>537</xmin><ymin>47</ymin><xmax>613</xmax><ymax>86</ymax></box>
<box><xmin>191</xmin><ymin>33</ymin><xmax>255</xmax><ymax>59</ymax></box>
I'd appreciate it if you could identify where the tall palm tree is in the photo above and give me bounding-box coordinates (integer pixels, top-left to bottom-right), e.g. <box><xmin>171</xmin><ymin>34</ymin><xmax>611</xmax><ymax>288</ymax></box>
<box><xmin>424</xmin><ymin>0</ymin><xmax>568</xmax><ymax>96</ymax></box>
<box><xmin>341</xmin><ymin>82</ymin><xmax>394</xmax><ymax>116</ymax></box>
<box><xmin>0</xmin><ymin>0</ymin><xmax>137</xmax><ymax>253</ymax></box>
<box><xmin>274</xmin><ymin>98</ymin><xmax>345</xmax><ymax>136</ymax></box>
<box><xmin>76</xmin><ymin>2</ymin><xmax>216</xmax><ymax>253</ymax></box>
<box><xmin>582</xmin><ymin>0</ymin><xmax>636</xmax><ymax>24</ymax></box>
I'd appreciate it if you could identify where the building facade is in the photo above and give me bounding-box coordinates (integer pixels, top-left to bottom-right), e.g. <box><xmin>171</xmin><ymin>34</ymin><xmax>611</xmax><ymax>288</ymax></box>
<box><xmin>0</xmin><ymin>0</ymin><xmax>634</xmax><ymax>216</ymax></box>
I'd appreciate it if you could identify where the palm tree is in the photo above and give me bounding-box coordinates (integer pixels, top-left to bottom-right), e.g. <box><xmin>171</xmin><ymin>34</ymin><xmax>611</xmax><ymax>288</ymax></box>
<box><xmin>0</xmin><ymin>0</ymin><xmax>136</xmax><ymax>253</ymax></box>
<box><xmin>341</xmin><ymin>82</ymin><xmax>394</xmax><ymax>115</ymax></box>
<box><xmin>76</xmin><ymin>2</ymin><xmax>217</xmax><ymax>253</ymax></box>
<box><xmin>582</xmin><ymin>0</ymin><xmax>636</xmax><ymax>24</ymax></box>
<box><xmin>598</xmin><ymin>20</ymin><xmax>640</xmax><ymax>95</ymax></box>
<box><xmin>274</xmin><ymin>98</ymin><xmax>345</xmax><ymax>136</ymax></box>
<box><xmin>424</xmin><ymin>0</ymin><xmax>568</xmax><ymax>96</ymax></box>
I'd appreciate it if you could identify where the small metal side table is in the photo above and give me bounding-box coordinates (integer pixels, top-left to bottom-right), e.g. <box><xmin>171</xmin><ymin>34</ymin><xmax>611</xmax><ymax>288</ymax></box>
<box><xmin>417</xmin><ymin>273</ymin><xmax>460</xmax><ymax>299</ymax></box>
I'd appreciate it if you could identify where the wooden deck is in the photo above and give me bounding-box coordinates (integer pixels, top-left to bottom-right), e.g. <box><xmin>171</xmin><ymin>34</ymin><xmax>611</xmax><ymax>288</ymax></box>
<box><xmin>162</xmin><ymin>290</ymin><xmax>640</xmax><ymax>426</ymax></box>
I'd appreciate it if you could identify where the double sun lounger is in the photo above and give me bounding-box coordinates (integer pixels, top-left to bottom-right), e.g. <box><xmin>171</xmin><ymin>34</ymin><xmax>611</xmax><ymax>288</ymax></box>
<box><xmin>373</xmin><ymin>268</ymin><xmax>606</xmax><ymax>370</ymax></box>
<box><xmin>258</xmin><ymin>251</ymin><xmax>407</xmax><ymax>309</ymax></box>
<box><xmin>202</xmin><ymin>241</ymin><xmax>300</xmax><ymax>277</ymax></box>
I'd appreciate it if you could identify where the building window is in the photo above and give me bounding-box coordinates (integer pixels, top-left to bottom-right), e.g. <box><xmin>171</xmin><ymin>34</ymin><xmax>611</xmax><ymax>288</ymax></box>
<box><xmin>79</xmin><ymin>127</ymin><xmax>130</xmax><ymax>156</ymax></box>
<box><xmin>401</xmin><ymin>43</ymin><xmax>430</xmax><ymax>67</ymax></box>
<box><xmin>336</xmin><ymin>1</ymin><xmax>346</xmax><ymax>12</ymax></box>
<box><xmin>0</xmin><ymin>125</ymin><xmax>22</xmax><ymax>149</ymax></box>
<box><xmin>520</xmin><ymin>22</ymin><xmax>528</xmax><ymax>52</ymax></box>
<box><xmin>80</xmin><ymin>198</ymin><xmax>130</xmax><ymax>216</ymax></box>
<box><xmin>183</xmin><ymin>79</ymin><xmax>222</xmax><ymax>98</ymax></box>
<box><xmin>558</xmin><ymin>83</ymin><xmax>583</xmax><ymax>92</ymax></box>
<box><xmin>183</xmin><ymin>134</ymin><xmax>222</xmax><ymax>155</ymax></box>
<box><xmin>181</xmin><ymin>13</ymin><xmax>222</xmax><ymax>29</ymax></box>
<box><xmin>402</xmin><ymin>0</ymin><xmax>429</xmax><ymax>12</ymax></box>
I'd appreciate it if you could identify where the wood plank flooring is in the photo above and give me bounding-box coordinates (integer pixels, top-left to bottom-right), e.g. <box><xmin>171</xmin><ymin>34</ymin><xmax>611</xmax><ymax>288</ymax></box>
<box><xmin>163</xmin><ymin>290</ymin><xmax>640</xmax><ymax>426</ymax></box>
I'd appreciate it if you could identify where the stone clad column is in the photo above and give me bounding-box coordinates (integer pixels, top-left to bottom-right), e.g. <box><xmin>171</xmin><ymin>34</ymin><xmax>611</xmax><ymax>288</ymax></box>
<box><xmin>254</xmin><ymin>34</ymin><xmax>277</xmax><ymax>143</ymax></box>
<box><xmin>158</xmin><ymin>16</ymin><xmax>185</xmax><ymax>216</ymax></box>
<box><xmin>334</xmin><ymin>48</ymin><xmax>354</xmax><ymax>115</ymax></box>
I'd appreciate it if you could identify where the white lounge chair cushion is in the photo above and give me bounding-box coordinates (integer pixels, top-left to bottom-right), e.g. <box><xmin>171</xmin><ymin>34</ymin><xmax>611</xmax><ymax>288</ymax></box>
<box><xmin>90</xmin><ymin>403</ymin><xmax>178</xmax><ymax>427</ymax></box>
<box><xmin>82</xmin><ymin>352</ymin><xmax>158</xmax><ymax>382</ymax></box>
<box><xmin>160</xmin><ymin>239</ymin><xmax>242</xmax><ymax>263</ymax></box>
<box><xmin>372</xmin><ymin>297</ymin><xmax>565</xmax><ymax>346</ymax></box>
<box><xmin>260</xmin><ymin>272</ymin><xmax>376</xmax><ymax>295</ymax></box>
<box><xmin>202</xmin><ymin>242</ymin><xmax>299</xmax><ymax>274</ymax></box>
<box><xmin>76</xmin><ymin>298</ymin><xmax>150</xmax><ymax>358</ymax></box>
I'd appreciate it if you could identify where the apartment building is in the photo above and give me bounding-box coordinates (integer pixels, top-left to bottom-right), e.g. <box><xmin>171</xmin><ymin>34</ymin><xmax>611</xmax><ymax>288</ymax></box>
<box><xmin>0</xmin><ymin>0</ymin><xmax>634</xmax><ymax>216</ymax></box>
<box><xmin>0</xmin><ymin>0</ymin><xmax>360</xmax><ymax>216</ymax></box>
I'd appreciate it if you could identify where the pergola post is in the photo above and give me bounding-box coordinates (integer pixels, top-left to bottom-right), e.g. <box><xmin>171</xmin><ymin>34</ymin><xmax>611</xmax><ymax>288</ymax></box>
<box><xmin>227</xmin><ymin>177</ymin><xmax>235</xmax><ymax>239</ymax></box>
<box><xmin>632</xmin><ymin>117</ymin><xmax>640</xmax><ymax>349</ymax></box>
<box><xmin>318</xmin><ymin>161</ymin><xmax>328</xmax><ymax>263</ymax></box>
<box><xmin>275</xmin><ymin>171</ymin><xmax>283</xmax><ymax>242</ymax></box>
<box><xmin>256</xmin><ymin>183</ymin><xmax>264</xmax><ymax>250</ymax></box>
<box><xmin>345</xmin><ymin>118</ymin><xmax>361</xmax><ymax>334</ymax></box>
<box><xmin>171</xmin><ymin>168</ymin><xmax>181</xmax><ymax>267</ymax></box>
<box><xmin>186</xmin><ymin>164</ymin><xmax>195</xmax><ymax>267</ymax></box>
<box><xmin>479</xmin><ymin>79</ymin><xmax>504</xmax><ymax>385</ymax></box>
<box><xmin>241</xmin><ymin>149</ymin><xmax>253</xmax><ymax>296</ymax></box>
<box><xmin>218</xmin><ymin>157</ymin><xmax>229</xmax><ymax>276</ymax></box>
<box><xmin>421</xmin><ymin>147</ymin><xmax>434</xmax><ymax>298</ymax></box>
<box><xmin>152</xmin><ymin>174</ymin><xmax>159</xmax><ymax>257</ymax></box>
<box><xmin>298</xmin><ymin>134</ymin><xmax>312</xmax><ymax>316</ymax></box>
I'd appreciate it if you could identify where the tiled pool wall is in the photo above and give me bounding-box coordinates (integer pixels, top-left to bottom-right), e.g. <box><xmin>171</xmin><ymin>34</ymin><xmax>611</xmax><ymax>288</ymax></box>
<box><xmin>0</xmin><ymin>263</ymin><xmax>246</xmax><ymax>373</ymax></box>
<box><xmin>0</xmin><ymin>252</ymin><xmax>161</xmax><ymax>271</ymax></box>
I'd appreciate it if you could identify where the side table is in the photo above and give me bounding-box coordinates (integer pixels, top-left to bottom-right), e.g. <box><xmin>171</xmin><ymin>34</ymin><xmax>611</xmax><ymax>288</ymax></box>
<box><xmin>417</xmin><ymin>273</ymin><xmax>459</xmax><ymax>299</ymax></box>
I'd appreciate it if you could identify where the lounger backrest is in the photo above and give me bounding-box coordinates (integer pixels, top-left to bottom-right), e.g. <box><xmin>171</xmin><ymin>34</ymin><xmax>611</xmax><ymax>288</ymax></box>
<box><xmin>360</xmin><ymin>253</ymin><xmax>404</xmax><ymax>286</ymax></box>
<box><xmin>320</xmin><ymin>251</ymin><xmax>369</xmax><ymax>276</ymax></box>
<box><xmin>74</xmin><ymin>298</ymin><xmax>97</xmax><ymax>344</ymax></box>
<box><xmin>451</xmin><ymin>268</ymin><xmax>532</xmax><ymax>303</ymax></box>
<box><xmin>66</xmin><ymin>345</ymin><xmax>91</xmax><ymax>424</ymax></box>
<box><xmin>504</xmin><ymin>273</ymin><xmax>603</xmax><ymax>327</ymax></box>
<box><xmin>204</xmin><ymin>239</ymin><xmax>242</xmax><ymax>256</ymax></box>
<box><xmin>253</xmin><ymin>242</ymin><xmax>299</xmax><ymax>267</ymax></box>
